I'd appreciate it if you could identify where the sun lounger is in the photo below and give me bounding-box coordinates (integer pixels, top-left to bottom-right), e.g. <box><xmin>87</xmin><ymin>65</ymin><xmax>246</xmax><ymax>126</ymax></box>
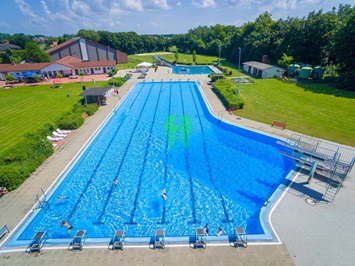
<box><xmin>47</xmin><ymin>136</ymin><xmax>63</xmax><ymax>142</ymax></box>
<box><xmin>68</xmin><ymin>230</ymin><xmax>86</xmax><ymax>251</ymax></box>
<box><xmin>25</xmin><ymin>231</ymin><xmax>46</xmax><ymax>253</ymax></box>
<box><xmin>154</xmin><ymin>229</ymin><xmax>165</xmax><ymax>250</ymax></box>
<box><xmin>109</xmin><ymin>230</ymin><xmax>125</xmax><ymax>250</ymax></box>
<box><xmin>0</xmin><ymin>187</ymin><xmax>9</xmax><ymax>196</ymax></box>
<box><xmin>194</xmin><ymin>228</ymin><xmax>206</xmax><ymax>249</ymax></box>
<box><xmin>57</xmin><ymin>128</ymin><xmax>71</xmax><ymax>134</ymax></box>
<box><xmin>0</xmin><ymin>224</ymin><xmax>9</xmax><ymax>239</ymax></box>
<box><xmin>235</xmin><ymin>227</ymin><xmax>247</xmax><ymax>248</ymax></box>
<box><xmin>52</xmin><ymin>131</ymin><xmax>67</xmax><ymax>138</ymax></box>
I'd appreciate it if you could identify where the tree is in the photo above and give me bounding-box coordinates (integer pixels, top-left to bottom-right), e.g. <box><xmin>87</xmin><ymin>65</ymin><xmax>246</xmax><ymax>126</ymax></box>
<box><xmin>277</xmin><ymin>53</ymin><xmax>294</xmax><ymax>69</ymax></box>
<box><xmin>24</xmin><ymin>42</ymin><xmax>50</xmax><ymax>63</ymax></box>
<box><xmin>192</xmin><ymin>50</ymin><xmax>197</xmax><ymax>63</ymax></box>
<box><xmin>77</xmin><ymin>29</ymin><xmax>100</xmax><ymax>43</ymax></box>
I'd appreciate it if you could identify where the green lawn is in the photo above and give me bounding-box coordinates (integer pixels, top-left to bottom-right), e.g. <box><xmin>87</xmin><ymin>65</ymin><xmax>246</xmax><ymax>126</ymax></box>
<box><xmin>237</xmin><ymin>78</ymin><xmax>355</xmax><ymax>147</ymax></box>
<box><xmin>0</xmin><ymin>81</ymin><xmax>107</xmax><ymax>154</ymax></box>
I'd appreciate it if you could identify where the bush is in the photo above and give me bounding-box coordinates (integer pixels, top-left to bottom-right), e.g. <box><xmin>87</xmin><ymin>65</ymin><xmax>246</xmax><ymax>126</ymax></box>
<box><xmin>0</xmin><ymin>133</ymin><xmax>54</xmax><ymax>191</ymax></box>
<box><xmin>108</xmin><ymin>77</ymin><xmax>126</xmax><ymax>87</ymax></box>
<box><xmin>212</xmin><ymin>79</ymin><xmax>244</xmax><ymax>110</ymax></box>
<box><xmin>57</xmin><ymin>73</ymin><xmax>63</xmax><ymax>78</ymax></box>
<box><xmin>108</xmin><ymin>71</ymin><xmax>113</xmax><ymax>77</ymax></box>
<box><xmin>5</xmin><ymin>74</ymin><xmax>15</xmax><ymax>82</ymax></box>
<box><xmin>57</xmin><ymin>112</ymin><xmax>84</xmax><ymax>129</ymax></box>
<box><xmin>83</xmin><ymin>104</ymin><xmax>99</xmax><ymax>116</ymax></box>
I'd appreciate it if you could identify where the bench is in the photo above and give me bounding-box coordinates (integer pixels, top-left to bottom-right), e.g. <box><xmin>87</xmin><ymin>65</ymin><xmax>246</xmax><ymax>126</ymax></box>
<box><xmin>272</xmin><ymin>120</ymin><xmax>286</xmax><ymax>130</ymax></box>
<box><xmin>0</xmin><ymin>224</ymin><xmax>9</xmax><ymax>239</ymax></box>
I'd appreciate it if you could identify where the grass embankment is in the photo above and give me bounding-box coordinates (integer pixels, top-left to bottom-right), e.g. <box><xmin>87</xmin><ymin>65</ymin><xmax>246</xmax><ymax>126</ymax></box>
<box><xmin>237</xmin><ymin>78</ymin><xmax>355</xmax><ymax>147</ymax></box>
<box><xmin>0</xmin><ymin>81</ymin><xmax>108</xmax><ymax>154</ymax></box>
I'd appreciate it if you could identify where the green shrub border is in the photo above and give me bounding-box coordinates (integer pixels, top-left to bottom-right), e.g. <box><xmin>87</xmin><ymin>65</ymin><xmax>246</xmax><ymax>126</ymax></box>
<box><xmin>0</xmin><ymin>100</ymin><xmax>99</xmax><ymax>191</ymax></box>
<box><xmin>212</xmin><ymin>79</ymin><xmax>245</xmax><ymax>110</ymax></box>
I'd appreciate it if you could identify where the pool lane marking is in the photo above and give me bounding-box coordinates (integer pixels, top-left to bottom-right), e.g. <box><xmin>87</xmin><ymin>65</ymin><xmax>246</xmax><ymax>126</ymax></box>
<box><xmin>158</xmin><ymin>82</ymin><xmax>173</xmax><ymax>225</ymax></box>
<box><xmin>188</xmin><ymin>83</ymin><xmax>233</xmax><ymax>223</ymax></box>
<box><xmin>125</xmin><ymin>83</ymin><xmax>163</xmax><ymax>225</ymax></box>
<box><xmin>66</xmin><ymin>84</ymin><xmax>145</xmax><ymax>221</ymax></box>
<box><xmin>94</xmin><ymin>83</ymin><xmax>154</xmax><ymax>225</ymax></box>
<box><xmin>179</xmin><ymin>83</ymin><xmax>198</xmax><ymax>224</ymax></box>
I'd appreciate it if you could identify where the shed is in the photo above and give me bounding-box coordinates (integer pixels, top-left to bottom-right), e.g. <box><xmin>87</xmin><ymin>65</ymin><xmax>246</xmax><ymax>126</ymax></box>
<box><xmin>80</xmin><ymin>87</ymin><xmax>112</xmax><ymax>106</ymax></box>
<box><xmin>242</xmin><ymin>61</ymin><xmax>283</xmax><ymax>78</ymax></box>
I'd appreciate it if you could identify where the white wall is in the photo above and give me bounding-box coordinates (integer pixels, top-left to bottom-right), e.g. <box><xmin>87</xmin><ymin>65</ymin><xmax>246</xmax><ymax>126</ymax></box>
<box><xmin>261</xmin><ymin>67</ymin><xmax>283</xmax><ymax>78</ymax></box>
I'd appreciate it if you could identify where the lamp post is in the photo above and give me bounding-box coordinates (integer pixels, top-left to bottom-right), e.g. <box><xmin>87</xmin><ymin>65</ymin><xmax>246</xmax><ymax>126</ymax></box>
<box><xmin>236</xmin><ymin>47</ymin><xmax>241</xmax><ymax>110</ymax></box>
<box><xmin>218</xmin><ymin>44</ymin><xmax>221</xmax><ymax>80</ymax></box>
<box><xmin>73</xmin><ymin>51</ymin><xmax>87</xmax><ymax>106</ymax></box>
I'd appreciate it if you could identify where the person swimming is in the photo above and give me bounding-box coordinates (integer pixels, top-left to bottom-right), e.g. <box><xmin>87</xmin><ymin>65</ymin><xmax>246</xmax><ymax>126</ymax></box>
<box><xmin>113</xmin><ymin>178</ymin><xmax>118</xmax><ymax>185</ymax></box>
<box><xmin>216</xmin><ymin>227</ymin><xmax>223</xmax><ymax>237</ymax></box>
<box><xmin>158</xmin><ymin>188</ymin><xmax>167</xmax><ymax>201</ymax></box>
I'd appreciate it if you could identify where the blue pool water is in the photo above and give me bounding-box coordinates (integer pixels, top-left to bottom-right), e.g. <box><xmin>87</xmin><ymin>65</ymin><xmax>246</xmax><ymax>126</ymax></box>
<box><xmin>172</xmin><ymin>65</ymin><xmax>213</xmax><ymax>75</ymax></box>
<box><xmin>8</xmin><ymin>81</ymin><xmax>294</xmax><ymax>246</ymax></box>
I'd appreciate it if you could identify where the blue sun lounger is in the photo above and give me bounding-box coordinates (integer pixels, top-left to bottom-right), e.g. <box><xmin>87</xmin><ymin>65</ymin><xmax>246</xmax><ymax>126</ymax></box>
<box><xmin>154</xmin><ymin>229</ymin><xmax>165</xmax><ymax>250</ymax></box>
<box><xmin>235</xmin><ymin>227</ymin><xmax>247</xmax><ymax>248</ymax></box>
<box><xmin>25</xmin><ymin>231</ymin><xmax>46</xmax><ymax>253</ymax></box>
<box><xmin>109</xmin><ymin>230</ymin><xmax>125</xmax><ymax>250</ymax></box>
<box><xmin>68</xmin><ymin>230</ymin><xmax>86</xmax><ymax>251</ymax></box>
<box><xmin>194</xmin><ymin>228</ymin><xmax>206</xmax><ymax>249</ymax></box>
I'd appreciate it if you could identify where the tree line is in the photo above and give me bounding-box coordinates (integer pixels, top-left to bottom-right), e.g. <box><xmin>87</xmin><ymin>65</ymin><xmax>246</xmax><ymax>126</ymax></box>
<box><xmin>0</xmin><ymin>4</ymin><xmax>354</xmax><ymax>90</ymax></box>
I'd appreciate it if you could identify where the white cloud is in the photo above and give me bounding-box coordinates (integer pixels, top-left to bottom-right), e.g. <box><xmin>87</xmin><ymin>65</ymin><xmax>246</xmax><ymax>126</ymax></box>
<box><xmin>147</xmin><ymin>0</ymin><xmax>171</xmax><ymax>10</ymax></box>
<box><xmin>15</xmin><ymin>0</ymin><xmax>38</xmax><ymax>18</ymax></box>
<box><xmin>0</xmin><ymin>21</ymin><xmax>10</xmax><ymax>28</ymax></box>
<box><xmin>122</xmin><ymin>0</ymin><xmax>144</xmax><ymax>12</ymax></box>
<box><xmin>192</xmin><ymin>0</ymin><xmax>216</xmax><ymax>8</ymax></box>
<box><xmin>71</xmin><ymin>0</ymin><xmax>91</xmax><ymax>15</ymax></box>
<box><xmin>177</xmin><ymin>1</ymin><xmax>182</xmax><ymax>7</ymax></box>
<box><xmin>41</xmin><ymin>1</ymin><xmax>52</xmax><ymax>16</ymax></box>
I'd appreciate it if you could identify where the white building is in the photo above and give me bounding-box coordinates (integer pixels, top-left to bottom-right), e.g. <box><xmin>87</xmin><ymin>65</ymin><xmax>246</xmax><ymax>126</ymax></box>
<box><xmin>243</xmin><ymin>61</ymin><xmax>283</xmax><ymax>79</ymax></box>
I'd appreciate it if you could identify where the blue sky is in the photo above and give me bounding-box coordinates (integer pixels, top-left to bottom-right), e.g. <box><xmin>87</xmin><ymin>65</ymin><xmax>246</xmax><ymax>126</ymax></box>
<box><xmin>0</xmin><ymin>0</ymin><xmax>351</xmax><ymax>36</ymax></box>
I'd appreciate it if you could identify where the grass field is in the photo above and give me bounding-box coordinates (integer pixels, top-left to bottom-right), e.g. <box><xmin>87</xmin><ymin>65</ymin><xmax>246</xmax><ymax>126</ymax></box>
<box><xmin>237</xmin><ymin>78</ymin><xmax>355</xmax><ymax>147</ymax></box>
<box><xmin>0</xmin><ymin>81</ymin><xmax>107</xmax><ymax>154</ymax></box>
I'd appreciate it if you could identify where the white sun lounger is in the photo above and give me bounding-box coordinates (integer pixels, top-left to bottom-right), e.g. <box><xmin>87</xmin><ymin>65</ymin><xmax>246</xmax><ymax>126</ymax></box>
<box><xmin>47</xmin><ymin>136</ymin><xmax>63</xmax><ymax>142</ymax></box>
<box><xmin>53</xmin><ymin>131</ymin><xmax>67</xmax><ymax>138</ymax></box>
<box><xmin>57</xmin><ymin>128</ymin><xmax>71</xmax><ymax>134</ymax></box>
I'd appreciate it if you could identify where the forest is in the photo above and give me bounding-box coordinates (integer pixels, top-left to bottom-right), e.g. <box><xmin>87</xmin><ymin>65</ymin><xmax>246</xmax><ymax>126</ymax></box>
<box><xmin>0</xmin><ymin>4</ymin><xmax>354</xmax><ymax>90</ymax></box>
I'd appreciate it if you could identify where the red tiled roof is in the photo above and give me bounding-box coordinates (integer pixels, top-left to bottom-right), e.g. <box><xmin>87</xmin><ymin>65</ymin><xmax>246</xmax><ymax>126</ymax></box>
<box><xmin>0</xmin><ymin>62</ymin><xmax>52</xmax><ymax>72</ymax></box>
<box><xmin>45</xmin><ymin>38</ymin><xmax>79</xmax><ymax>54</ymax></box>
<box><xmin>77</xmin><ymin>60</ymin><xmax>117</xmax><ymax>68</ymax></box>
<box><xmin>56</xmin><ymin>56</ymin><xmax>81</xmax><ymax>68</ymax></box>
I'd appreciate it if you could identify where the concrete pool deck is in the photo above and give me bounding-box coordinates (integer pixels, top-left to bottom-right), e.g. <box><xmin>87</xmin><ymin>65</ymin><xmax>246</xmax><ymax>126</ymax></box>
<box><xmin>1</xmin><ymin>66</ymin><xmax>354</xmax><ymax>265</ymax></box>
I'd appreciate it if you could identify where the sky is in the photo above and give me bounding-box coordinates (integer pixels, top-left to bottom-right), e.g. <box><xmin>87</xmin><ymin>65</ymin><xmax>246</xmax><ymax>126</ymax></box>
<box><xmin>0</xmin><ymin>0</ymin><xmax>352</xmax><ymax>37</ymax></box>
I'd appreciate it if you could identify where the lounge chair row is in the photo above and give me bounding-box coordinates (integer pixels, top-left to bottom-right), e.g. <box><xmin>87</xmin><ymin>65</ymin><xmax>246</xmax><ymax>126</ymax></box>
<box><xmin>47</xmin><ymin>129</ymin><xmax>71</xmax><ymax>142</ymax></box>
<box><xmin>25</xmin><ymin>228</ymin><xmax>247</xmax><ymax>253</ymax></box>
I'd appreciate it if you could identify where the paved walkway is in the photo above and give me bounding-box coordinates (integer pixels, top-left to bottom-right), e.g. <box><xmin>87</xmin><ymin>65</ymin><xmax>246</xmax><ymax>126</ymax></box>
<box><xmin>1</xmin><ymin>66</ymin><xmax>354</xmax><ymax>265</ymax></box>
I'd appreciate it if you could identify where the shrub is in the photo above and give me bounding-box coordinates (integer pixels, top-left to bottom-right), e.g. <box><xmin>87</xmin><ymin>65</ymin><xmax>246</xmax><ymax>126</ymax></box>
<box><xmin>0</xmin><ymin>133</ymin><xmax>54</xmax><ymax>191</ymax></box>
<box><xmin>83</xmin><ymin>104</ymin><xmax>99</xmax><ymax>116</ymax></box>
<box><xmin>108</xmin><ymin>71</ymin><xmax>113</xmax><ymax>77</ymax></box>
<box><xmin>229</xmin><ymin>70</ymin><xmax>233</xmax><ymax>76</ymax></box>
<box><xmin>5</xmin><ymin>74</ymin><xmax>15</xmax><ymax>82</ymax></box>
<box><xmin>57</xmin><ymin>73</ymin><xmax>63</xmax><ymax>78</ymax></box>
<box><xmin>108</xmin><ymin>77</ymin><xmax>126</xmax><ymax>87</ymax></box>
<box><xmin>57</xmin><ymin>112</ymin><xmax>84</xmax><ymax>129</ymax></box>
<box><xmin>212</xmin><ymin>79</ymin><xmax>244</xmax><ymax>110</ymax></box>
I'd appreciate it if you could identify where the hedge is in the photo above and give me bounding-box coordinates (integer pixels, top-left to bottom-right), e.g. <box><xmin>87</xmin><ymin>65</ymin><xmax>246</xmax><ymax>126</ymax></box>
<box><xmin>0</xmin><ymin>100</ymin><xmax>99</xmax><ymax>191</ymax></box>
<box><xmin>212</xmin><ymin>79</ymin><xmax>244</xmax><ymax>110</ymax></box>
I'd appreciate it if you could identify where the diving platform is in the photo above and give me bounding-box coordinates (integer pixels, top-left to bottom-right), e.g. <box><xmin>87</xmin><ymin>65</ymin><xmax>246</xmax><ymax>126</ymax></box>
<box><xmin>278</xmin><ymin>133</ymin><xmax>355</xmax><ymax>202</ymax></box>
<box><xmin>152</xmin><ymin>56</ymin><xmax>173</xmax><ymax>67</ymax></box>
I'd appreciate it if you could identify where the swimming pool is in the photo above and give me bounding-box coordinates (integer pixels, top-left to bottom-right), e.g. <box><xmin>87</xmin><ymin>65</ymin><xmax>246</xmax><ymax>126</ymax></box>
<box><xmin>6</xmin><ymin>81</ymin><xmax>294</xmax><ymax>246</ymax></box>
<box><xmin>172</xmin><ymin>65</ymin><xmax>213</xmax><ymax>75</ymax></box>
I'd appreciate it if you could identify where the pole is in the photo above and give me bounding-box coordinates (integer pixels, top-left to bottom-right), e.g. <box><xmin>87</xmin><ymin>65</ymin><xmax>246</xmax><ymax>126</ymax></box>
<box><xmin>218</xmin><ymin>44</ymin><xmax>221</xmax><ymax>80</ymax></box>
<box><xmin>237</xmin><ymin>47</ymin><xmax>241</xmax><ymax>110</ymax></box>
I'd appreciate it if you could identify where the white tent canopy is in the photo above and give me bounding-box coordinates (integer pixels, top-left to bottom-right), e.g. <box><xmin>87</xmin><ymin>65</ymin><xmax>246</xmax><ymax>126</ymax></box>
<box><xmin>137</xmin><ymin>62</ymin><xmax>153</xmax><ymax>67</ymax></box>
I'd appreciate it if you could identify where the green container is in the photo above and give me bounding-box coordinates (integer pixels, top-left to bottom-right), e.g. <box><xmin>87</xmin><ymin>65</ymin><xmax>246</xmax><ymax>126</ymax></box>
<box><xmin>312</xmin><ymin>66</ymin><xmax>324</xmax><ymax>79</ymax></box>
<box><xmin>287</xmin><ymin>64</ymin><xmax>300</xmax><ymax>76</ymax></box>
<box><xmin>299</xmin><ymin>67</ymin><xmax>312</xmax><ymax>79</ymax></box>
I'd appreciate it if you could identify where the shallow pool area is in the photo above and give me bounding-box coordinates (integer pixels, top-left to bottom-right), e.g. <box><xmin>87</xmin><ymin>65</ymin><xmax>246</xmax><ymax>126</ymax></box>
<box><xmin>172</xmin><ymin>65</ymin><xmax>213</xmax><ymax>75</ymax></box>
<box><xmin>5</xmin><ymin>81</ymin><xmax>295</xmax><ymax>247</ymax></box>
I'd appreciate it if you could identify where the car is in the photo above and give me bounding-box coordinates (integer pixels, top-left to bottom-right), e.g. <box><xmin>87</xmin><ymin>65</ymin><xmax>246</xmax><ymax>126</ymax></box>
<box><xmin>68</xmin><ymin>75</ymin><xmax>78</xmax><ymax>79</ymax></box>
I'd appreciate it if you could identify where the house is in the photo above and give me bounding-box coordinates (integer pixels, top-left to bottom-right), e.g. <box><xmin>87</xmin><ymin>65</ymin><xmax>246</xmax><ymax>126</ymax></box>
<box><xmin>46</xmin><ymin>37</ymin><xmax>128</xmax><ymax>64</ymax></box>
<box><xmin>242</xmin><ymin>61</ymin><xmax>283</xmax><ymax>78</ymax></box>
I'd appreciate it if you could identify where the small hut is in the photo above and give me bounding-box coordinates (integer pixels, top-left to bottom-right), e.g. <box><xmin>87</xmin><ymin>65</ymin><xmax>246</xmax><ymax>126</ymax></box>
<box><xmin>80</xmin><ymin>86</ymin><xmax>112</xmax><ymax>106</ymax></box>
